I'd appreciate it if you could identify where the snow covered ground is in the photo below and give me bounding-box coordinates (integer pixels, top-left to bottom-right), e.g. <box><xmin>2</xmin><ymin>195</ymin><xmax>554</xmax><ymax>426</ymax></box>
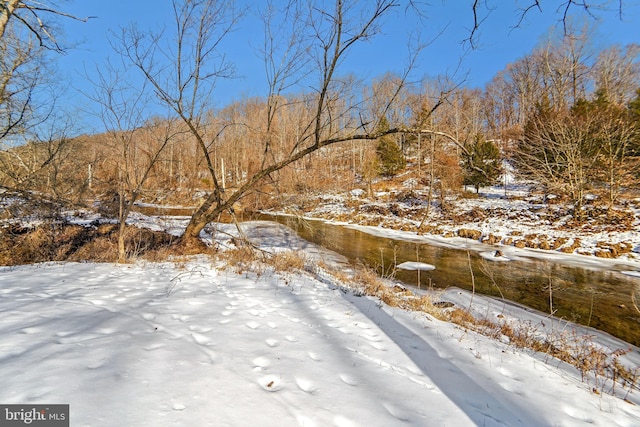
<box><xmin>1</xmin><ymin>221</ymin><xmax>640</xmax><ymax>426</ymax></box>
<box><xmin>279</xmin><ymin>180</ymin><xmax>640</xmax><ymax>264</ymax></box>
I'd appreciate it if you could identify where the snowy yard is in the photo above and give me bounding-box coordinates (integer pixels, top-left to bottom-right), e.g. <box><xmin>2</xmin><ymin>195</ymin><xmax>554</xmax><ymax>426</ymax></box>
<box><xmin>1</xmin><ymin>222</ymin><xmax>640</xmax><ymax>426</ymax></box>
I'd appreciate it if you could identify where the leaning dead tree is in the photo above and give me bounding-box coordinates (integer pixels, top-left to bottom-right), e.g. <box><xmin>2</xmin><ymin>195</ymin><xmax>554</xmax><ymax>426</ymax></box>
<box><xmin>114</xmin><ymin>0</ymin><xmax>428</xmax><ymax>249</ymax></box>
<box><xmin>111</xmin><ymin>0</ymin><xmax>630</xmax><ymax>248</ymax></box>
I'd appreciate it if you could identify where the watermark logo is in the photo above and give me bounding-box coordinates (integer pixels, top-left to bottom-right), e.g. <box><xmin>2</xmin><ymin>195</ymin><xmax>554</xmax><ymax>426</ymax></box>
<box><xmin>0</xmin><ymin>405</ymin><xmax>68</xmax><ymax>426</ymax></box>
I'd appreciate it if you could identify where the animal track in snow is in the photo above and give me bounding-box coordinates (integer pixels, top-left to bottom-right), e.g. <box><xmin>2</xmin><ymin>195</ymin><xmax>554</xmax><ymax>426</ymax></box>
<box><xmin>245</xmin><ymin>321</ymin><xmax>260</xmax><ymax>330</ymax></box>
<box><xmin>252</xmin><ymin>356</ymin><xmax>271</xmax><ymax>370</ymax></box>
<box><xmin>144</xmin><ymin>343</ymin><xmax>164</xmax><ymax>351</ymax></box>
<box><xmin>354</xmin><ymin>322</ymin><xmax>371</xmax><ymax>330</ymax></box>
<box><xmin>258</xmin><ymin>375</ymin><xmax>283</xmax><ymax>392</ymax></box>
<box><xmin>338</xmin><ymin>373</ymin><xmax>358</xmax><ymax>386</ymax></box>
<box><xmin>188</xmin><ymin>325</ymin><xmax>212</xmax><ymax>333</ymax></box>
<box><xmin>265</xmin><ymin>338</ymin><xmax>280</xmax><ymax>348</ymax></box>
<box><xmin>190</xmin><ymin>332</ymin><xmax>212</xmax><ymax>346</ymax></box>
<box><xmin>307</xmin><ymin>351</ymin><xmax>322</xmax><ymax>361</ymax></box>
<box><xmin>295</xmin><ymin>377</ymin><xmax>317</xmax><ymax>394</ymax></box>
<box><xmin>186</xmin><ymin>300</ymin><xmax>204</xmax><ymax>306</ymax></box>
<box><xmin>368</xmin><ymin>341</ymin><xmax>387</xmax><ymax>351</ymax></box>
<box><xmin>333</xmin><ymin>415</ymin><xmax>357</xmax><ymax>427</ymax></box>
<box><xmin>382</xmin><ymin>402</ymin><xmax>411</xmax><ymax>422</ymax></box>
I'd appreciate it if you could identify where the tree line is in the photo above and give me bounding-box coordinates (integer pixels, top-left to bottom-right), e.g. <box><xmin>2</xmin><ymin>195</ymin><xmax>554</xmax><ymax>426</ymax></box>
<box><xmin>1</xmin><ymin>0</ymin><xmax>637</xmax><ymax>261</ymax></box>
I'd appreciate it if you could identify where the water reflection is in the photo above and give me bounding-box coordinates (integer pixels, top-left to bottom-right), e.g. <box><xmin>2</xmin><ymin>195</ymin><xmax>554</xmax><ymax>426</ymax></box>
<box><xmin>268</xmin><ymin>214</ymin><xmax>640</xmax><ymax>346</ymax></box>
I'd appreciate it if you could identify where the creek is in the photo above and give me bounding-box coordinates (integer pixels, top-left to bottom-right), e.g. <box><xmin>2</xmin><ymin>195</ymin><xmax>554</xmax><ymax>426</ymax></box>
<box><xmin>131</xmin><ymin>204</ymin><xmax>640</xmax><ymax>346</ymax></box>
<box><xmin>264</xmin><ymin>214</ymin><xmax>640</xmax><ymax>347</ymax></box>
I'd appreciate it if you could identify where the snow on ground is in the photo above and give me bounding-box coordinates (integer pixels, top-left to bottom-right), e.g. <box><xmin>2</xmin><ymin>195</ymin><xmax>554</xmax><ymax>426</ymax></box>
<box><xmin>279</xmin><ymin>180</ymin><xmax>640</xmax><ymax>264</ymax></box>
<box><xmin>1</xmin><ymin>221</ymin><xmax>640</xmax><ymax>426</ymax></box>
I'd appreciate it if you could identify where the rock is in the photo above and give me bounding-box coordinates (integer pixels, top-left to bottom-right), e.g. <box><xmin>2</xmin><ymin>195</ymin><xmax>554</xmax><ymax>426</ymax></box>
<box><xmin>458</xmin><ymin>228</ymin><xmax>482</xmax><ymax>241</ymax></box>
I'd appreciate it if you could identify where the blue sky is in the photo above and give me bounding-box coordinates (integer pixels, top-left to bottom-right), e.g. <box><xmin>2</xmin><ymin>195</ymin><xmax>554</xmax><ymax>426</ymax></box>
<box><xmin>56</xmin><ymin>1</ymin><xmax>640</xmax><ymax>132</ymax></box>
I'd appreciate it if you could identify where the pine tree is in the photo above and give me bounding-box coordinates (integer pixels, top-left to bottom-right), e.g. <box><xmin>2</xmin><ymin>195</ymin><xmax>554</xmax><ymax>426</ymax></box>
<box><xmin>462</xmin><ymin>135</ymin><xmax>502</xmax><ymax>192</ymax></box>
<box><xmin>375</xmin><ymin>116</ymin><xmax>405</xmax><ymax>177</ymax></box>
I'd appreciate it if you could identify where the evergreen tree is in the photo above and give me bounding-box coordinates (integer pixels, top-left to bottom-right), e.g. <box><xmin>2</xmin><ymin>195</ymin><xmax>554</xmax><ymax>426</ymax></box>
<box><xmin>462</xmin><ymin>135</ymin><xmax>502</xmax><ymax>192</ymax></box>
<box><xmin>375</xmin><ymin>116</ymin><xmax>405</xmax><ymax>177</ymax></box>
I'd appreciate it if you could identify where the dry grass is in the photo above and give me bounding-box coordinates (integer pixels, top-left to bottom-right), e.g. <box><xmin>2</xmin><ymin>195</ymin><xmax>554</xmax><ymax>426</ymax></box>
<box><xmin>3</xmin><ymin>213</ymin><xmax>636</xmax><ymax>399</ymax></box>
<box><xmin>0</xmin><ymin>220</ymin><xmax>177</xmax><ymax>265</ymax></box>
<box><xmin>313</xmin><ymin>260</ymin><xmax>639</xmax><ymax>398</ymax></box>
<box><xmin>269</xmin><ymin>250</ymin><xmax>306</xmax><ymax>272</ymax></box>
<box><xmin>219</xmin><ymin>243</ymin><xmax>307</xmax><ymax>277</ymax></box>
<box><xmin>443</xmin><ymin>305</ymin><xmax>639</xmax><ymax>397</ymax></box>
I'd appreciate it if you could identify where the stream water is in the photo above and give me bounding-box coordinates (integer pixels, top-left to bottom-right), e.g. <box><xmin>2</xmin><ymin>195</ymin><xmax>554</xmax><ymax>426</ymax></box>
<box><xmin>264</xmin><ymin>214</ymin><xmax>640</xmax><ymax>346</ymax></box>
<box><xmin>131</xmin><ymin>204</ymin><xmax>640</xmax><ymax>346</ymax></box>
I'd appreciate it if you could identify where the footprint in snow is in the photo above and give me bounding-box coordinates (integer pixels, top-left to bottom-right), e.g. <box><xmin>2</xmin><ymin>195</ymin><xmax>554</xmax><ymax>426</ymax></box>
<box><xmin>307</xmin><ymin>351</ymin><xmax>322</xmax><ymax>361</ymax></box>
<box><xmin>295</xmin><ymin>377</ymin><xmax>317</xmax><ymax>394</ymax></box>
<box><xmin>144</xmin><ymin>343</ymin><xmax>164</xmax><ymax>351</ymax></box>
<box><xmin>382</xmin><ymin>402</ymin><xmax>411</xmax><ymax>422</ymax></box>
<box><xmin>369</xmin><ymin>341</ymin><xmax>387</xmax><ymax>351</ymax></box>
<box><xmin>354</xmin><ymin>322</ymin><xmax>371</xmax><ymax>329</ymax></box>
<box><xmin>245</xmin><ymin>321</ymin><xmax>260</xmax><ymax>330</ymax></box>
<box><xmin>252</xmin><ymin>356</ymin><xmax>271</xmax><ymax>370</ymax></box>
<box><xmin>338</xmin><ymin>373</ymin><xmax>359</xmax><ymax>386</ymax></box>
<box><xmin>245</xmin><ymin>300</ymin><xmax>260</xmax><ymax>308</ymax></box>
<box><xmin>265</xmin><ymin>338</ymin><xmax>280</xmax><ymax>348</ymax></box>
<box><xmin>171</xmin><ymin>314</ymin><xmax>191</xmax><ymax>322</ymax></box>
<box><xmin>188</xmin><ymin>325</ymin><xmax>212</xmax><ymax>333</ymax></box>
<box><xmin>333</xmin><ymin>415</ymin><xmax>357</xmax><ymax>427</ymax></box>
<box><xmin>86</xmin><ymin>360</ymin><xmax>105</xmax><ymax>370</ymax></box>
<box><xmin>190</xmin><ymin>332</ymin><xmax>212</xmax><ymax>346</ymax></box>
<box><xmin>258</xmin><ymin>375</ymin><xmax>283</xmax><ymax>392</ymax></box>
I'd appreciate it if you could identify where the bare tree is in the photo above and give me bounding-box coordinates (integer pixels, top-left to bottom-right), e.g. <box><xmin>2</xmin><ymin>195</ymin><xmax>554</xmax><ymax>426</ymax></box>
<box><xmin>0</xmin><ymin>24</ymin><xmax>45</xmax><ymax>144</ymax></box>
<box><xmin>587</xmin><ymin>99</ymin><xmax>640</xmax><ymax>208</ymax></box>
<box><xmin>0</xmin><ymin>0</ymin><xmax>90</xmax><ymax>204</ymax></box>
<box><xmin>0</xmin><ymin>25</ymin><xmax>79</xmax><ymax>198</ymax></box>
<box><xmin>538</xmin><ymin>21</ymin><xmax>595</xmax><ymax>109</ymax></box>
<box><xmin>111</xmin><ymin>0</ymin><xmax>428</xmax><ymax>249</ymax></box>
<box><xmin>87</xmin><ymin>61</ymin><xmax>184</xmax><ymax>262</ymax></box>
<box><xmin>112</xmin><ymin>0</ymin><xmax>243</xmax><ymax>249</ymax></box>
<box><xmin>0</xmin><ymin>0</ymin><xmax>91</xmax><ymax>51</ymax></box>
<box><xmin>516</xmin><ymin>105</ymin><xmax>602</xmax><ymax>219</ymax></box>
<box><xmin>469</xmin><ymin>1</ymin><xmax>625</xmax><ymax>46</ymax></box>
<box><xmin>592</xmin><ymin>43</ymin><xmax>640</xmax><ymax>106</ymax></box>
<box><xmin>95</xmin><ymin>0</ymin><xmax>633</xmax><ymax>249</ymax></box>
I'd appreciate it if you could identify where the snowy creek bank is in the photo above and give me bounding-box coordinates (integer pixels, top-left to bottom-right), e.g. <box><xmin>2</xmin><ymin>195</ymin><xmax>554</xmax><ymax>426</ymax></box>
<box><xmin>262</xmin><ymin>214</ymin><xmax>640</xmax><ymax>347</ymax></box>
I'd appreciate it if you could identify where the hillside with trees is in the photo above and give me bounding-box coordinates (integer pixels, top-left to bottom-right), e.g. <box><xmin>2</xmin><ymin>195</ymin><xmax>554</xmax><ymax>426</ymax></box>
<box><xmin>0</xmin><ymin>1</ymin><xmax>639</xmax><ymax>262</ymax></box>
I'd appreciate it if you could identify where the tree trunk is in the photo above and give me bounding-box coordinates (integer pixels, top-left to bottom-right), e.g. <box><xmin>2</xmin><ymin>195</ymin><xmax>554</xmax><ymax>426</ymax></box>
<box><xmin>0</xmin><ymin>0</ymin><xmax>21</xmax><ymax>38</ymax></box>
<box><xmin>117</xmin><ymin>188</ymin><xmax>127</xmax><ymax>263</ymax></box>
<box><xmin>177</xmin><ymin>202</ymin><xmax>225</xmax><ymax>251</ymax></box>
